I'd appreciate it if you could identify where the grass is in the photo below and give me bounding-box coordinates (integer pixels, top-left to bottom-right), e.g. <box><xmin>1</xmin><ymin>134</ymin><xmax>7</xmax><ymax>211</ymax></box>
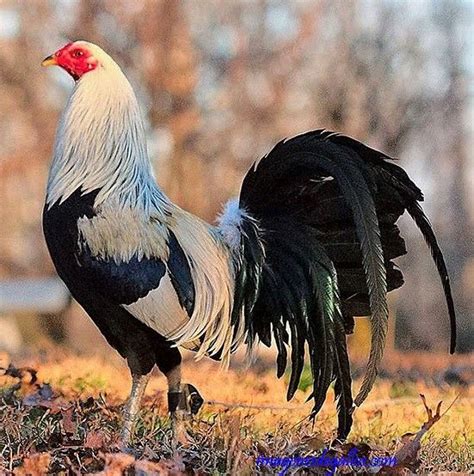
<box><xmin>0</xmin><ymin>348</ymin><xmax>472</xmax><ymax>474</ymax></box>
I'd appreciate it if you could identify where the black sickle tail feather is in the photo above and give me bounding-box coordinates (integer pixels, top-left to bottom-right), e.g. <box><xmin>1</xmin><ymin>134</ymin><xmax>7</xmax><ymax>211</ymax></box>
<box><xmin>328</xmin><ymin>136</ymin><xmax>456</xmax><ymax>352</ymax></box>
<box><xmin>231</xmin><ymin>129</ymin><xmax>456</xmax><ymax>438</ymax></box>
<box><xmin>333</xmin><ymin>314</ymin><xmax>353</xmax><ymax>440</ymax></box>
<box><xmin>232</xmin><ymin>216</ymin><xmax>353</xmax><ymax>433</ymax></box>
<box><xmin>307</xmin><ymin>242</ymin><xmax>354</xmax><ymax>437</ymax></box>
<box><xmin>367</xmin><ymin>160</ymin><xmax>456</xmax><ymax>352</ymax></box>
<box><xmin>407</xmin><ymin>202</ymin><xmax>456</xmax><ymax>353</ymax></box>
<box><xmin>229</xmin><ymin>214</ymin><xmax>265</xmax><ymax>350</ymax></box>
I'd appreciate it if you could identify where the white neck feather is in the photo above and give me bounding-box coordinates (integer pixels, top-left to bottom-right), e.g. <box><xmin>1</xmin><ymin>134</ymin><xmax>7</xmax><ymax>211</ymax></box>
<box><xmin>46</xmin><ymin>55</ymin><xmax>168</xmax><ymax>213</ymax></box>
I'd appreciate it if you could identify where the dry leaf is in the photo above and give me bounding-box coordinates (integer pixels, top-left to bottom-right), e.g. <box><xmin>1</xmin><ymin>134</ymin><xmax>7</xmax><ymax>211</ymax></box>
<box><xmin>227</xmin><ymin>414</ymin><xmax>242</xmax><ymax>471</ymax></box>
<box><xmin>61</xmin><ymin>406</ymin><xmax>77</xmax><ymax>435</ymax></box>
<box><xmin>23</xmin><ymin>384</ymin><xmax>53</xmax><ymax>406</ymax></box>
<box><xmin>14</xmin><ymin>452</ymin><xmax>51</xmax><ymax>476</ymax></box>
<box><xmin>380</xmin><ymin>394</ymin><xmax>460</xmax><ymax>474</ymax></box>
<box><xmin>135</xmin><ymin>458</ymin><xmax>186</xmax><ymax>475</ymax></box>
<box><xmin>95</xmin><ymin>452</ymin><xmax>135</xmax><ymax>476</ymax></box>
<box><xmin>255</xmin><ymin>440</ymin><xmax>271</xmax><ymax>455</ymax></box>
<box><xmin>22</xmin><ymin>383</ymin><xmax>67</xmax><ymax>415</ymax></box>
<box><xmin>333</xmin><ymin>441</ymin><xmax>373</xmax><ymax>459</ymax></box>
<box><xmin>394</xmin><ymin>394</ymin><xmax>443</xmax><ymax>467</ymax></box>
<box><xmin>84</xmin><ymin>430</ymin><xmax>106</xmax><ymax>449</ymax></box>
<box><xmin>304</xmin><ymin>434</ymin><xmax>326</xmax><ymax>451</ymax></box>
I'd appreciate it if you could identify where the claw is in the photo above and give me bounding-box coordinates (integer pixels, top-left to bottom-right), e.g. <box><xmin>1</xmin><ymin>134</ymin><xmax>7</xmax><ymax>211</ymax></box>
<box><xmin>168</xmin><ymin>383</ymin><xmax>204</xmax><ymax>415</ymax></box>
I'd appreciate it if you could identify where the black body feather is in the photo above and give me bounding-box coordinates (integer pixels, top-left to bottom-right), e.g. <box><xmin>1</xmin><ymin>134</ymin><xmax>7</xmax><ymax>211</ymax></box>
<box><xmin>233</xmin><ymin>129</ymin><xmax>456</xmax><ymax>438</ymax></box>
<box><xmin>43</xmin><ymin>189</ymin><xmax>188</xmax><ymax>375</ymax></box>
<box><xmin>167</xmin><ymin>230</ymin><xmax>195</xmax><ymax>317</ymax></box>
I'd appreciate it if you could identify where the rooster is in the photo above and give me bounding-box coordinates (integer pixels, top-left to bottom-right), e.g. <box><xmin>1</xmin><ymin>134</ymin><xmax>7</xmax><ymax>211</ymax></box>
<box><xmin>42</xmin><ymin>41</ymin><xmax>456</xmax><ymax>445</ymax></box>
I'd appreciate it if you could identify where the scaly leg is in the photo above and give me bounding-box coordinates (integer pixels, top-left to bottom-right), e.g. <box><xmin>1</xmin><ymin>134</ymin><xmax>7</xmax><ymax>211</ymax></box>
<box><xmin>165</xmin><ymin>366</ymin><xmax>204</xmax><ymax>452</ymax></box>
<box><xmin>120</xmin><ymin>372</ymin><xmax>151</xmax><ymax>448</ymax></box>
<box><xmin>165</xmin><ymin>365</ymin><xmax>187</xmax><ymax>451</ymax></box>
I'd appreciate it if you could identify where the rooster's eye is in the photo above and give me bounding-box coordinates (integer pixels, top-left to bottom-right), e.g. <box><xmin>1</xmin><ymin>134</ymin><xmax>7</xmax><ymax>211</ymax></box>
<box><xmin>72</xmin><ymin>50</ymin><xmax>84</xmax><ymax>58</ymax></box>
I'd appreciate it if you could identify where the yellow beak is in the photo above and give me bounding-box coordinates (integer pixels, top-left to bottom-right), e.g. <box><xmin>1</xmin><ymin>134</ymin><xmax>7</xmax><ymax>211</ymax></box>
<box><xmin>41</xmin><ymin>55</ymin><xmax>57</xmax><ymax>67</ymax></box>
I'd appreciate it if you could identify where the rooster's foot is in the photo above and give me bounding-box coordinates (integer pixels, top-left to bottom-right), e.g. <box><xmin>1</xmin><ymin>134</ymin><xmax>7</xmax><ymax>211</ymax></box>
<box><xmin>168</xmin><ymin>383</ymin><xmax>203</xmax><ymax>452</ymax></box>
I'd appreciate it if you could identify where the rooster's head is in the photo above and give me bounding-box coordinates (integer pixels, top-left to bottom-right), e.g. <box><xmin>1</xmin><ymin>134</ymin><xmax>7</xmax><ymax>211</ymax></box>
<box><xmin>42</xmin><ymin>41</ymin><xmax>105</xmax><ymax>81</ymax></box>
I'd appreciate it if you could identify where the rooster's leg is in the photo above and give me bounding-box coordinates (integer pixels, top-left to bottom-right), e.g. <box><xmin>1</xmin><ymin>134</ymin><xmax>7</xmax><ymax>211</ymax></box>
<box><xmin>165</xmin><ymin>365</ymin><xmax>187</xmax><ymax>449</ymax></box>
<box><xmin>165</xmin><ymin>366</ymin><xmax>204</xmax><ymax>451</ymax></box>
<box><xmin>120</xmin><ymin>372</ymin><xmax>151</xmax><ymax>447</ymax></box>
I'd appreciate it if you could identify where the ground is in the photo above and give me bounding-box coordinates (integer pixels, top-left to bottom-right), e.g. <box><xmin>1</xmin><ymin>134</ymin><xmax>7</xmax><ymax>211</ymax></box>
<box><xmin>0</xmin><ymin>348</ymin><xmax>472</xmax><ymax>475</ymax></box>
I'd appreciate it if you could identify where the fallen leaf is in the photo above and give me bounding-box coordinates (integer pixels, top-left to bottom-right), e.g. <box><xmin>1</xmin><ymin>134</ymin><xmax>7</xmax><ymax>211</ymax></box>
<box><xmin>399</xmin><ymin>432</ymin><xmax>416</xmax><ymax>444</ymax></box>
<box><xmin>135</xmin><ymin>459</ymin><xmax>186</xmax><ymax>475</ymax></box>
<box><xmin>255</xmin><ymin>440</ymin><xmax>271</xmax><ymax>455</ymax></box>
<box><xmin>61</xmin><ymin>406</ymin><xmax>77</xmax><ymax>435</ymax></box>
<box><xmin>393</xmin><ymin>394</ymin><xmax>443</xmax><ymax>468</ymax></box>
<box><xmin>227</xmin><ymin>414</ymin><xmax>242</xmax><ymax>471</ymax></box>
<box><xmin>14</xmin><ymin>452</ymin><xmax>51</xmax><ymax>476</ymax></box>
<box><xmin>304</xmin><ymin>434</ymin><xmax>326</xmax><ymax>451</ymax></box>
<box><xmin>380</xmin><ymin>394</ymin><xmax>460</xmax><ymax>474</ymax></box>
<box><xmin>333</xmin><ymin>441</ymin><xmax>373</xmax><ymax>459</ymax></box>
<box><xmin>84</xmin><ymin>430</ymin><xmax>107</xmax><ymax>449</ymax></box>
<box><xmin>23</xmin><ymin>383</ymin><xmax>54</xmax><ymax>406</ymax></box>
<box><xmin>22</xmin><ymin>383</ymin><xmax>66</xmax><ymax>414</ymax></box>
<box><xmin>94</xmin><ymin>452</ymin><xmax>135</xmax><ymax>476</ymax></box>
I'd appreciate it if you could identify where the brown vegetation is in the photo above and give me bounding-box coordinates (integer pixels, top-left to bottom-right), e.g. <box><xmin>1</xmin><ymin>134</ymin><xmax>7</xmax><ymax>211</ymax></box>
<box><xmin>0</xmin><ymin>349</ymin><xmax>472</xmax><ymax>474</ymax></box>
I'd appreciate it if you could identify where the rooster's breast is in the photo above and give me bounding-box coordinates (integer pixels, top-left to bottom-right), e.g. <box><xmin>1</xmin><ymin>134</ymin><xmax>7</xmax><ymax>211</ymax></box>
<box><xmin>43</xmin><ymin>188</ymin><xmax>197</xmax><ymax>348</ymax></box>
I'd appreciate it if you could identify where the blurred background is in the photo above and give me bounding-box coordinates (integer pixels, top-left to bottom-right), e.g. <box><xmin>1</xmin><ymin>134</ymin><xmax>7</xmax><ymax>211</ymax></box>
<box><xmin>0</xmin><ymin>0</ymin><xmax>472</xmax><ymax>358</ymax></box>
